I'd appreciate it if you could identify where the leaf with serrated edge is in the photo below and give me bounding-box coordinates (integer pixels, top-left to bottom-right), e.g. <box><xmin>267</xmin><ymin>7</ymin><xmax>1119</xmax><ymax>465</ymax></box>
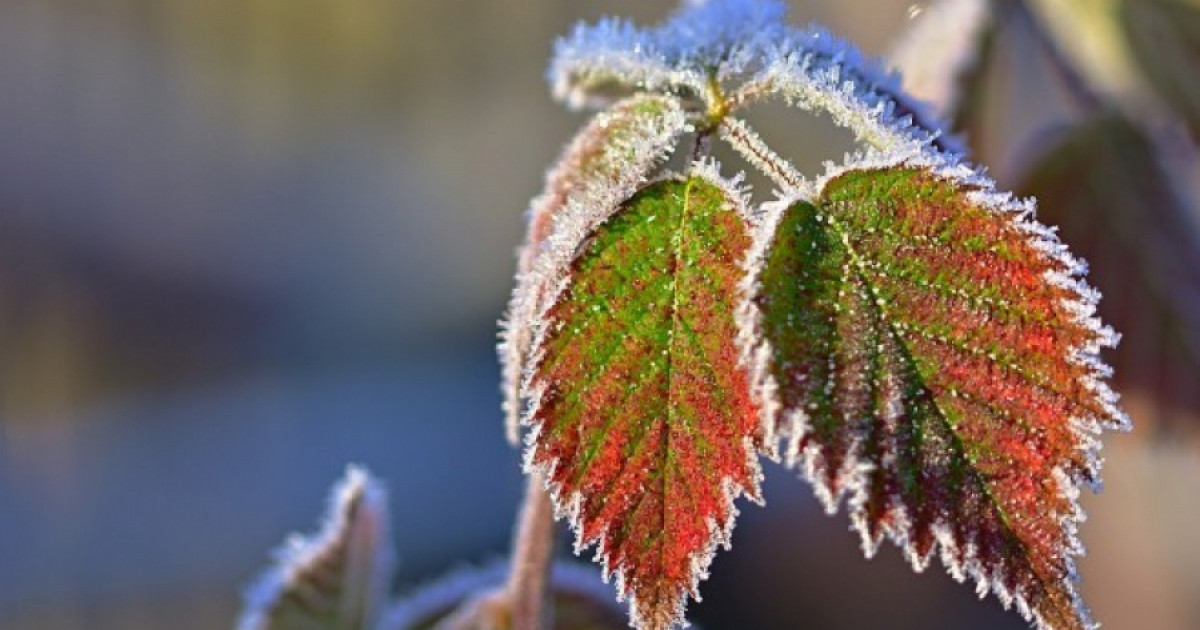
<box><xmin>743</xmin><ymin>26</ymin><xmax>963</xmax><ymax>158</ymax></box>
<box><xmin>500</xmin><ymin>94</ymin><xmax>688</xmax><ymax>443</ymax></box>
<box><xmin>238</xmin><ymin>466</ymin><xmax>392</xmax><ymax>630</ymax></box>
<box><xmin>743</xmin><ymin>156</ymin><xmax>1128</xmax><ymax>630</ymax></box>
<box><xmin>524</xmin><ymin>169</ymin><xmax>762</xmax><ymax>630</ymax></box>
<box><xmin>1018</xmin><ymin>113</ymin><xmax>1200</xmax><ymax>434</ymax></box>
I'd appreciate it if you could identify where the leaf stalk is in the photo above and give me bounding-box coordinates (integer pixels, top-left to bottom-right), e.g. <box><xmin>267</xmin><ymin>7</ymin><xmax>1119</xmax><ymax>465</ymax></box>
<box><xmin>506</xmin><ymin>471</ymin><xmax>556</xmax><ymax>630</ymax></box>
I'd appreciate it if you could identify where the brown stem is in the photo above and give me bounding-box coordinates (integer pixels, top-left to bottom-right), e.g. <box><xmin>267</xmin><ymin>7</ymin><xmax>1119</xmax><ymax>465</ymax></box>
<box><xmin>505</xmin><ymin>471</ymin><xmax>555</xmax><ymax>630</ymax></box>
<box><xmin>719</xmin><ymin>117</ymin><xmax>810</xmax><ymax>194</ymax></box>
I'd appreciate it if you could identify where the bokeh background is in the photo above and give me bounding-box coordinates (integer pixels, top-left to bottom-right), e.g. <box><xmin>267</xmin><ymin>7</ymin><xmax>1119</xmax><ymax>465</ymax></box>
<box><xmin>1</xmin><ymin>1</ymin><xmax>1197</xmax><ymax>629</ymax></box>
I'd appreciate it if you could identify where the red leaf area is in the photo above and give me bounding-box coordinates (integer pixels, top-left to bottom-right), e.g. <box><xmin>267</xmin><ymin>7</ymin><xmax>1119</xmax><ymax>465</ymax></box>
<box><xmin>755</xmin><ymin>166</ymin><xmax>1122</xmax><ymax>630</ymax></box>
<box><xmin>1019</xmin><ymin>114</ymin><xmax>1200</xmax><ymax>436</ymax></box>
<box><xmin>830</xmin><ymin>169</ymin><xmax>1112</xmax><ymax>473</ymax></box>
<box><xmin>526</xmin><ymin>178</ymin><xmax>760</xmax><ymax>629</ymax></box>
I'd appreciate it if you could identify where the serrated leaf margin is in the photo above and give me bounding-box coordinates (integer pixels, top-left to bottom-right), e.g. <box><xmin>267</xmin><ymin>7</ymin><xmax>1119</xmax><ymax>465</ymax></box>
<box><xmin>522</xmin><ymin>164</ymin><xmax>762</xmax><ymax>630</ymax></box>
<box><xmin>738</xmin><ymin>150</ymin><xmax>1129</xmax><ymax>630</ymax></box>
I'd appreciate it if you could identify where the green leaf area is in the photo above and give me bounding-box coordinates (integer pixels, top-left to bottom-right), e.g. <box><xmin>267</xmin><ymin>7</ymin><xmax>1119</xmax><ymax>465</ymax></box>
<box><xmin>503</xmin><ymin>94</ymin><xmax>685</xmax><ymax>442</ymax></box>
<box><xmin>756</xmin><ymin>166</ymin><xmax>1116</xmax><ymax>630</ymax></box>
<box><xmin>528</xmin><ymin>176</ymin><xmax>759</xmax><ymax>630</ymax></box>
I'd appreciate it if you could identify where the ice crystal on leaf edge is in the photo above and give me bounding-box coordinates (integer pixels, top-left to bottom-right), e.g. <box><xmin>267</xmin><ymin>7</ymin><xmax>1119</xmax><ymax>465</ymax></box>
<box><xmin>500</xmin><ymin>94</ymin><xmax>690</xmax><ymax>442</ymax></box>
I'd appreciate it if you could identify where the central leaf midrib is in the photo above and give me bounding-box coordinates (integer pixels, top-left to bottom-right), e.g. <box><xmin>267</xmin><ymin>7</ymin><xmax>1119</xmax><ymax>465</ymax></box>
<box><xmin>659</xmin><ymin>177</ymin><xmax>694</xmax><ymax>555</ymax></box>
<box><xmin>596</xmin><ymin>178</ymin><xmax>710</xmax><ymax>564</ymax></box>
<box><xmin>882</xmin><ymin>313</ymin><xmax>1069</xmax><ymax>619</ymax></box>
<box><xmin>566</xmin><ymin>193</ymin><xmax>682</xmax><ymax>503</ymax></box>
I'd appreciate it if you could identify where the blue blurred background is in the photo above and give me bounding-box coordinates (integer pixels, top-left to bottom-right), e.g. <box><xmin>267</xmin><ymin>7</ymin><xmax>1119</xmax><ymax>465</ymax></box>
<box><xmin>1</xmin><ymin>1</ymin><xmax>1197</xmax><ymax>629</ymax></box>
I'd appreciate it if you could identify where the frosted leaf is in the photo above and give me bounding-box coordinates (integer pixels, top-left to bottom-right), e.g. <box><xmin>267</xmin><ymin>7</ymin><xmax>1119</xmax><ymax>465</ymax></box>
<box><xmin>654</xmin><ymin>0</ymin><xmax>788</xmax><ymax>77</ymax></box>
<box><xmin>742</xmin><ymin>152</ymin><xmax>1127</xmax><ymax>630</ymax></box>
<box><xmin>549</xmin><ymin>0</ymin><xmax>790</xmax><ymax>110</ymax></box>
<box><xmin>523</xmin><ymin>172</ymin><xmax>761</xmax><ymax>630</ymax></box>
<box><xmin>742</xmin><ymin>24</ymin><xmax>964</xmax><ymax>159</ymax></box>
<box><xmin>238</xmin><ymin>466</ymin><xmax>392</xmax><ymax>630</ymax></box>
<box><xmin>888</xmin><ymin>0</ymin><xmax>992</xmax><ymax>122</ymax></box>
<box><xmin>549</xmin><ymin>18</ymin><xmax>702</xmax><ymax>110</ymax></box>
<box><xmin>551</xmin><ymin>1</ymin><xmax>962</xmax><ymax>160</ymax></box>
<box><xmin>500</xmin><ymin>94</ymin><xmax>687</xmax><ymax>443</ymax></box>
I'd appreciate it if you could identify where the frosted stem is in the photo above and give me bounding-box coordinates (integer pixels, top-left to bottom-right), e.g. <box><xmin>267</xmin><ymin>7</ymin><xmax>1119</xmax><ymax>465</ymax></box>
<box><xmin>506</xmin><ymin>471</ymin><xmax>555</xmax><ymax>630</ymax></box>
<box><xmin>720</xmin><ymin>117</ymin><xmax>813</xmax><ymax>197</ymax></box>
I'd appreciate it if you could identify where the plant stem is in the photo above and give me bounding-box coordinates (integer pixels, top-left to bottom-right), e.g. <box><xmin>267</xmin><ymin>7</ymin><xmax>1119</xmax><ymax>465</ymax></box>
<box><xmin>689</xmin><ymin>128</ymin><xmax>714</xmax><ymax>164</ymax></box>
<box><xmin>720</xmin><ymin>117</ymin><xmax>811</xmax><ymax>195</ymax></box>
<box><xmin>506</xmin><ymin>471</ymin><xmax>555</xmax><ymax>630</ymax></box>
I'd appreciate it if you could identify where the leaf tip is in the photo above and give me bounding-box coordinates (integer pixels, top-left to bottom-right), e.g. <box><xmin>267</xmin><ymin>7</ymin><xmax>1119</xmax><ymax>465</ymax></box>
<box><xmin>238</xmin><ymin>465</ymin><xmax>392</xmax><ymax>630</ymax></box>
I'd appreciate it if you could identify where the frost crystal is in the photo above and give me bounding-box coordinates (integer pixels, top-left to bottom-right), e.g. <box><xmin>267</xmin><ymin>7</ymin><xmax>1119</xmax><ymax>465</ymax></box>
<box><xmin>746</xmin><ymin>26</ymin><xmax>964</xmax><ymax>158</ymax></box>
<box><xmin>549</xmin><ymin>0</ymin><xmax>791</xmax><ymax>109</ymax></box>
<box><xmin>549</xmin><ymin>0</ymin><xmax>962</xmax><ymax>164</ymax></box>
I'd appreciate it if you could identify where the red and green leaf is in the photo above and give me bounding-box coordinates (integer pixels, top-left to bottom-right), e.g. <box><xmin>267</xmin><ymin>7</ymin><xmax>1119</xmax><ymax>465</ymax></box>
<box><xmin>501</xmin><ymin>94</ymin><xmax>687</xmax><ymax>442</ymax></box>
<box><xmin>525</xmin><ymin>174</ymin><xmax>762</xmax><ymax>630</ymax></box>
<box><xmin>745</xmin><ymin>161</ymin><xmax>1127</xmax><ymax>630</ymax></box>
<box><xmin>1018</xmin><ymin>113</ymin><xmax>1200</xmax><ymax>435</ymax></box>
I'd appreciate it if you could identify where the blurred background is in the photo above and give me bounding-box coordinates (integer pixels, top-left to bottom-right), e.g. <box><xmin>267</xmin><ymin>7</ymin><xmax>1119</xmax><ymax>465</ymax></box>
<box><xmin>0</xmin><ymin>1</ymin><xmax>1197</xmax><ymax>629</ymax></box>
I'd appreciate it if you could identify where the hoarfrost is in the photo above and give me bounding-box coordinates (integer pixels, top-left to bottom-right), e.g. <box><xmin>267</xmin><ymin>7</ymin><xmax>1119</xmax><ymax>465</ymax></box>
<box><xmin>500</xmin><ymin>94</ymin><xmax>688</xmax><ymax>443</ymax></box>
<box><xmin>517</xmin><ymin>3</ymin><xmax>1127</xmax><ymax>629</ymax></box>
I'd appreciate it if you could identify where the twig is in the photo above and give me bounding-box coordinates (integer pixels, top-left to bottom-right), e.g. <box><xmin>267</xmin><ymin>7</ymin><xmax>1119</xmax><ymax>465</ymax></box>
<box><xmin>719</xmin><ymin>117</ymin><xmax>813</xmax><ymax>196</ymax></box>
<box><xmin>505</xmin><ymin>471</ymin><xmax>556</xmax><ymax>630</ymax></box>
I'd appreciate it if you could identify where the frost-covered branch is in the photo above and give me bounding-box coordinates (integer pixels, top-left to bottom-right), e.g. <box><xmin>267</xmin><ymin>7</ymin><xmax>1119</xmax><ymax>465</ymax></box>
<box><xmin>719</xmin><ymin>116</ymin><xmax>810</xmax><ymax>195</ymax></box>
